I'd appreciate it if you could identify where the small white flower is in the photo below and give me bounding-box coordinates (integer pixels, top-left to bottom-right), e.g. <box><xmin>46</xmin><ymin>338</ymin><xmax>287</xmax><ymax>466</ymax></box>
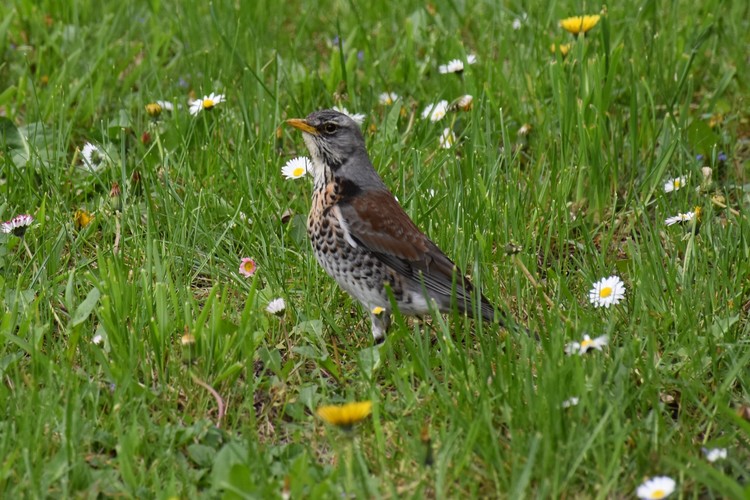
<box><xmin>92</xmin><ymin>334</ymin><xmax>104</xmax><ymax>345</ymax></box>
<box><xmin>636</xmin><ymin>476</ymin><xmax>676</xmax><ymax>499</ymax></box>
<box><xmin>564</xmin><ymin>334</ymin><xmax>608</xmax><ymax>356</ymax></box>
<box><xmin>588</xmin><ymin>275</ymin><xmax>626</xmax><ymax>308</ymax></box>
<box><xmin>333</xmin><ymin>106</ymin><xmax>365</xmax><ymax>125</ymax></box>
<box><xmin>421</xmin><ymin>100</ymin><xmax>449</xmax><ymax>122</ymax></box>
<box><xmin>455</xmin><ymin>94</ymin><xmax>473</xmax><ymax>111</ymax></box>
<box><xmin>265</xmin><ymin>298</ymin><xmax>286</xmax><ymax>315</ymax></box>
<box><xmin>156</xmin><ymin>100</ymin><xmax>174</xmax><ymax>111</ymax></box>
<box><xmin>518</xmin><ymin>123</ymin><xmax>532</xmax><ymax>136</ymax></box>
<box><xmin>439</xmin><ymin>59</ymin><xmax>465</xmax><ymax>74</ymax></box>
<box><xmin>427</xmin><ymin>188</ymin><xmax>436</xmax><ymax>198</ymax></box>
<box><xmin>281</xmin><ymin>157</ymin><xmax>311</xmax><ymax>180</ymax></box>
<box><xmin>439</xmin><ymin>128</ymin><xmax>456</xmax><ymax>149</ymax></box>
<box><xmin>702</xmin><ymin>447</ymin><xmax>727</xmax><ymax>463</ymax></box>
<box><xmin>664</xmin><ymin>211</ymin><xmax>696</xmax><ymax>226</ymax></box>
<box><xmin>189</xmin><ymin>92</ymin><xmax>226</xmax><ymax>115</ymax></box>
<box><xmin>378</xmin><ymin>92</ymin><xmax>399</xmax><ymax>105</ymax></box>
<box><xmin>561</xmin><ymin>397</ymin><xmax>580</xmax><ymax>408</ymax></box>
<box><xmin>663</xmin><ymin>175</ymin><xmax>687</xmax><ymax>193</ymax></box>
<box><xmin>1</xmin><ymin>214</ymin><xmax>34</xmax><ymax>236</ymax></box>
<box><xmin>81</xmin><ymin>142</ymin><xmax>107</xmax><ymax>172</ymax></box>
<box><xmin>512</xmin><ymin>18</ymin><xmax>523</xmax><ymax>30</ymax></box>
<box><xmin>466</xmin><ymin>54</ymin><xmax>477</xmax><ymax>65</ymax></box>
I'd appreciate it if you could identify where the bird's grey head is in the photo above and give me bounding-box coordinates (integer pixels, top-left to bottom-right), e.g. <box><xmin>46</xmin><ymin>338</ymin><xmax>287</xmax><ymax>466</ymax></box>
<box><xmin>286</xmin><ymin>109</ymin><xmax>386</xmax><ymax>190</ymax></box>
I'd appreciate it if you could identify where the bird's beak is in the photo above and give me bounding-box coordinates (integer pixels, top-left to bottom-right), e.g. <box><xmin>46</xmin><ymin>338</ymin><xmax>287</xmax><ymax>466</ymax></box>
<box><xmin>285</xmin><ymin>118</ymin><xmax>318</xmax><ymax>135</ymax></box>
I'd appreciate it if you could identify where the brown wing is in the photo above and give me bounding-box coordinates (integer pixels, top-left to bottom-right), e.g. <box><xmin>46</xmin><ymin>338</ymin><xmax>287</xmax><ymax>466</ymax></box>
<box><xmin>337</xmin><ymin>190</ymin><xmax>476</xmax><ymax>303</ymax></box>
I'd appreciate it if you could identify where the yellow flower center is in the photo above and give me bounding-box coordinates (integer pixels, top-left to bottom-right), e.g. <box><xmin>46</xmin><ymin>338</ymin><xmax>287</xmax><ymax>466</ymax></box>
<box><xmin>651</xmin><ymin>490</ymin><xmax>666</xmax><ymax>499</ymax></box>
<box><xmin>203</xmin><ymin>98</ymin><xmax>215</xmax><ymax>109</ymax></box>
<box><xmin>292</xmin><ymin>167</ymin><xmax>305</xmax><ymax>177</ymax></box>
<box><xmin>673</xmin><ymin>179</ymin><xmax>681</xmax><ymax>189</ymax></box>
<box><xmin>599</xmin><ymin>286</ymin><xmax>613</xmax><ymax>298</ymax></box>
<box><xmin>580</xmin><ymin>338</ymin><xmax>593</xmax><ymax>349</ymax></box>
<box><xmin>242</xmin><ymin>261</ymin><xmax>255</xmax><ymax>273</ymax></box>
<box><xmin>371</xmin><ymin>306</ymin><xmax>385</xmax><ymax>315</ymax></box>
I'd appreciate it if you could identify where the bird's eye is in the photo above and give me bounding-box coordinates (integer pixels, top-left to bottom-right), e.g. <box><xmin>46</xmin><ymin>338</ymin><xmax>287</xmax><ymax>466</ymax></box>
<box><xmin>323</xmin><ymin>123</ymin><xmax>337</xmax><ymax>134</ymax></box>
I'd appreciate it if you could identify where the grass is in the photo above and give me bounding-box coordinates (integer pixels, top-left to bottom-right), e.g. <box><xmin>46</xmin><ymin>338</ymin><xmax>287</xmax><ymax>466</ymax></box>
<box><xmin>1</xmin><ymin>0</ymin><xmax>749</xmax><ymax>497</ymax></box>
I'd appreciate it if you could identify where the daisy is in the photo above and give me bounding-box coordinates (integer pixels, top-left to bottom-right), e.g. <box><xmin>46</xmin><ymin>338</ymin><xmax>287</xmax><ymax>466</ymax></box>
<box><xmin>564</xmin><ymin>334</ymin><xmax>608</xmax><ymax>355</ymax></box>
<box><xmin>281</xmin><ymin>156</ymin><xmax>311</xmax><ymax>180</ymax></box>
<box><xmin>664</xmin><ymin>211</ymin><xmax>696</xmax><ymax>226</ymax></box>
<box><xmin>1</xmin><ymin>214</ymin><xmax>34</xmax><ymax>237</ymax></box>
<box><xmin>636</xmin><ymin>476</ymin><xmax>676</xmax><ymax>499</ymax></box>
<box><xmin>266</xmin><ymin>298</ymin><xmax>286</xmax><ymax>315</ymax></box>
<box><xmin>561</xmin><ymin>397</ymin><xmax>580</xmax><ymax>408</ymax></box>
<box><xmin>439</xmin><ymin>128</ymin><xmax>456</xmax><ymax>149</ymax></box>
<box><xmin>378</xmin><ymin>92</ymin><xmax>399</xmax><ymax>105</ymax></box>
<box><xmin>702</xmin><ymin>447</ymin><xmax>727</xmax><ymax>462</ymax></box>
<box><xmin>92</xmin><ymin>333</ymin><xmax>104</xmax><ymax>345</ymax></box>
<box><xmin>559</xmin><ymin>15</ymin><xmax>601</xmax><ymax>35</ymax></box>
<box><xmin>512</xmin><ymin>18</ymin><xmax>522</xmax><ymax>30</ymax></box>
<box><xmin>466</xmin><ymin>54</ymin><xmax>477</xmax><ymax>65</ymax></box>
<box><xmin>663</xmin><ymin>175</ymin><xmax>687</xmax><ymax>193</ymax></box>
<box><xmin>189</xmin><ymin>92</ymin><xmax>225</xmax><ymax>115</ymax></box>
<box><xmin>239</xmin><ymin>257</ymin><xmax>257</xmax><ymax>278</ymax></box>
<box><xmin>317</xmin><ymin>401</ymin><xmax>372</xmax><ymax>429</ymax></box>
<box><xmin>588</xmin><ymin>275</ymin><xmax>626</xmax><ymax>308</ymax></box>
<box><xmin>421</xmin><ymin>100</ymin><xmax>449</xmax><ymax>122</ymax></box>
<box><xmin>439</xmin><ymin>59</ymin><xmax>465</xmax><ymax>74</ymax></box>
<box><xmin>81</xmin><ymin>142</ymin><xmax>107</xmax><ymax>172</ymax></box>
<box><xmin>454</xmin><ymin>94</ymin><xmax>473</xmax><ymax>111</ymax></box>
<box><xmin>333</xmin><ymin>106</ymin><xmax>365</xmax><ymax>125</ymax></box>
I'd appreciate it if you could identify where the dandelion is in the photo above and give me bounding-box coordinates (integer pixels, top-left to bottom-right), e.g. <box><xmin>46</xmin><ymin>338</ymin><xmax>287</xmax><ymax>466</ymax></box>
<box><xmin>333</xmin><ymin>106</ymin><xmax>366</xmax><ymax>125</ymax></box>
<box><xmin>281</xmin><ymin>156</ymin><xmax>311</xmax><ymax>180</ymax></box>
<box><xmin>1</xmin><ymin>214</ymin><xmax>34</xmax><ymax>237</ymax></box>
<box><xmin>564</xmin><ymin>334</ymin><xmax>608</xmax><ymax>355</ymax></box>
<box><xmin>439</xmin><ymin>128</ymin><xmax>456</xmax><ymax>149</ymax></box>
<box><xmin>561</xmin><ymin>397</ymin><xmax>580</xmax><ymax>408</ymax></box>
<box><xmin>239</xmin><ymin>257</ymin><xmax>257</xmax><ymax>278</ymax></box>
<box><xmin>550</xmin><ymin>43</ymin><xmax>572</xmax><ymax>57</ymax></box>
<box><xmin>74</xmin><ymin>209</ymin><xmax>94</xmax><ymax>230</ymax></box>
<box><xmin>189</xmin><ymin>92</ymin><xmax>225</xmax><ymax>115</ymax></box>
<box><xmin>81</xmin><ymin>142</ymin><xmax>106</xmax><ymax>172</ymax></box>
<box><xmin>702</xmin><ymin>447</ymin><xmax>727</xmax><ymax>463</ymax></box>
<box><xmin>317</xmin><ymin>401</ymin><xmax>372</xmax><ymax>429</ymax></box>
<box><xmin>559</xmin><ymin>15</ymin><xmax>601</xmax><ymax>35</ymax></box>
<box><xmin>378</xmin><ymin>92</ymin><xmax>399</xmax><ymax>106</ymax></box>
<box><xmin>588</xmin><ymin>275</ymin><xmax>626</xmax><ymax>308</ymax></box>
<box><xmin>664</xmin><ymin>211</ymin><xmax>696</xmax><ymax>226</ymax></box>
<box><xmin>636</xmin><ymin>476</ymin><xmax>676</xmax><ymax>499</ymax></box>
<box><xmin>266</xmin><ymin>298</ymin><xmax>286</xmax><ymax>315</ymax></box>
<box><xmin>663</xmin><ymin>175</ymin><xmax>687</xmax><ymax>193</ymax></box>
<box><xmin>421</xmin><ymin>100</ymin><xmax>449</xmax><ymax>122</ymax></box>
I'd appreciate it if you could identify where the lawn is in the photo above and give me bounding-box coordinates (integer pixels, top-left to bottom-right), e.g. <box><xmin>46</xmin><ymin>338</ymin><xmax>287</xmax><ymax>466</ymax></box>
<box><xmin>1</xmin><ymin>0</ymin><xmax>749</xmax><ymax>498</ymax></box>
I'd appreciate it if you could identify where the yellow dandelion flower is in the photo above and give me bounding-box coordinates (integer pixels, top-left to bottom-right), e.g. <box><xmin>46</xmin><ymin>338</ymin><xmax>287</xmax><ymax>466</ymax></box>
<box><xmin>559</xmin><ymin>15</ymin><xmax>601</xmax><ymax>35</ymax></box>
<box><xmin>371</xmin><ymin>306</ymin><xmax>385</xmax><ymax>315</ymax></box>
<box><xmin>550</xmin><ymin>43</ymin><xmax>572</xmax><ymax>56</ymax></box>
<box><xmin>145</xmin><ymin>103</ymin><xmax>163</xmax><ymax>117</ymax></box>
<box><xmin>317</xmin><ymin>401</ymin><xmax>372</xmax><ymax>428</ymax></box>
<box><xmin>74</xmin><ymin>209</ymin><xmax>94</xmax><ymax>230</ymax></box>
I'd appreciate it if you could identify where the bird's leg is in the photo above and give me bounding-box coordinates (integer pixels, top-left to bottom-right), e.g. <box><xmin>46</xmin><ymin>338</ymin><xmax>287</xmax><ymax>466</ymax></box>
<box><xmin>369</xmin><ymin>307</ymin><xmax>391</xmax><ymax>344</ymax></box>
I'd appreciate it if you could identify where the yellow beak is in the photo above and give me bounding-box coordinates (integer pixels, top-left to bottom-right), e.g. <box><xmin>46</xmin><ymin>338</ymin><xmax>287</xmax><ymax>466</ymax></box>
<box><xmin>286</xmin><ymin>118</ymin><xmax>318</xmax><ymax>135</ymax></box>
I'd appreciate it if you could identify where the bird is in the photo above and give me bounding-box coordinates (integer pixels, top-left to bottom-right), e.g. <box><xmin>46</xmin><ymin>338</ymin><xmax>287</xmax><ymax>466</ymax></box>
<box><xmin>286</xmin><ymin>109</ymin><xmax>504</xmax><ymax>343</ymax></box>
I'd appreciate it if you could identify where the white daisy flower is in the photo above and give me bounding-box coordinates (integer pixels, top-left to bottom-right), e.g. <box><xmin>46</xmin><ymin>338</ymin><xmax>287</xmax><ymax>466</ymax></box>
<box><xmin>664</xmin><ymin>211</ymin><xmax>696</xmax><ymax>226</ymax></box>
<box><xmin>454</xmin><ymin>94</ymin><xmax>473</xmax><ymax>111</ymax></box>
<box><xmin>421</xmin><ymin>100</ymin><xmax>449</xmax><ymax>122</ymax></box>
<box><xmin>663</xmin><ymin>175</ymin><xmax>687</xmax><ymax>193</ymax></box>
<box><xmin>512</xmin><ymin>18</ymin><xmax>523</xmax><ymax>30</ymax></box>
<box><xmin>333</xmin><ymin>106</ymin><xmax>365</xmax><ymax>125</ymax></box>
<box><xmin>1</xmin><ymin>214</ymin><xmax>34</xmax><ymax>237</ymax></box>
<box><xmin>561</xmin><ymin>397</ymin><xmax>580</xmax><ymax>408</ymax></box>
<box><xmin>81</xmin><ymin>142</ymin><xmax>107</xmax><ymax>172</ymax></box>
<box><xmin>189</xmin><ymin>92</ymin><xmax>226</xmax><ymax>115</ymax></box>
<box><xmin>702</xmin><ymin>447</ymin><xmax>727</xmax><ymax>463</ymax></box>
<box><xmin>588</xmin><ymin>275</ymin><xmax>626</xmax><ymax>308</ymax></box>
<box><xmin>281</xmin><ymin>157</ymin><xmax>311</xmax><ymax>180</ymax></box>
<box><xmin>518</xmin><ymin>123</ymin><xmax>532</xmax><ymax>136</ymax></box>
<box><xmin>564</xmin><ymin>334</ymin><xmax>608</xmax><ymax>356</ymax></box>
<box><xmin>378</xmin><ymin>92</ymin><xmax>399</xmax><ymax>105</ymax></box>
<box><xmin>439</xmin><ymin>59</ymin><xmax>465</xmax><ymax>74</ymax></box>
<box><xmin>439</xmin><ymin>128</ymin><xmax>456</xmax><ymax>149</ymax></box>
<box><xmin>156</xmin><ymin>100</ymin><xmax>174</xmax><ymax>111</ymax></box>
<box><xmin>92</xmin><ymin>333</ymin><xmax>104</xmax><ymax>345</ymax></box>
<box><xmin>636</xmin><ymin>476</ymin><xmax>676</xmax><ymax>499</ymax></box>
<box><xmin>466</xmin><ymin>54</ymin><xmax>477</xmax><ymax>65</ymax></box>
<box><xmin>265</xmin><ymin>298</ymin><xmax>286</xmax><ymax>315</ymax></box>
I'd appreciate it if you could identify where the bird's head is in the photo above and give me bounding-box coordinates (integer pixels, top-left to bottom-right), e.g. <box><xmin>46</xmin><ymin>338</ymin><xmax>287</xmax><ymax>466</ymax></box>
<box><xmin>286</xmin><ymin>110</ymin><xmax>384</xmax><ymax>189</ymax></box>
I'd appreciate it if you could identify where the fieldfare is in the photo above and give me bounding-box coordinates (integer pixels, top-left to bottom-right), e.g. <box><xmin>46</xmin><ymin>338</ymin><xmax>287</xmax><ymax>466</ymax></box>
<box><xmin>286</xmin><ymin>109</ymin><xmax>504</xmax><ymax>343</ymax></box>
